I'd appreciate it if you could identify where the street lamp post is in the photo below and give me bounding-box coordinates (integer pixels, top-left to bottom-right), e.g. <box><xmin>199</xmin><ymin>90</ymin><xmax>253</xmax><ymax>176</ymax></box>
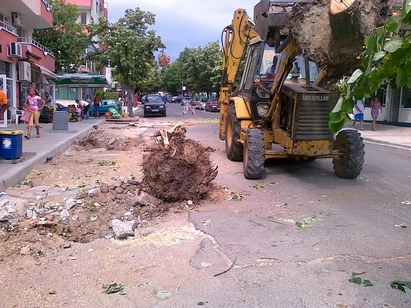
<box><xmin>182</xmin><ymin>82</ymin><xmax>186</xmax><ymax>97</ymax></box>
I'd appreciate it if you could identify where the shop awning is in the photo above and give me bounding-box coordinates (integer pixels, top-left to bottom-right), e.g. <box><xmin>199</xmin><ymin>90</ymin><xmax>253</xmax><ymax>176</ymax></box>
<box><xmin>54</xmin><ymin>72</ymin><xmax>110</xmax><ymax>88</ymax></box>
<box><xmin>34</xmin><ymin>64</ymin><xmax>58</xmax><ymax>79</ymax></box>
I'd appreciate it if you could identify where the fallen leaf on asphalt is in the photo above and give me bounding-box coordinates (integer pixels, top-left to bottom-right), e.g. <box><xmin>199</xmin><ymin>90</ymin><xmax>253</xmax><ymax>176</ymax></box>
<box><xmin>391</xmin><ymin>281</ymin><xmax>411</xmax><ymax>293</ymax></box>
<box><xmin>252</xmin><ymin>183</ymin><xmax>264</xmax><ymax>189</ymax></box>
<box><xmin>348</xmin><ymin>272</ymin><xmax>373</xmax><ymax>287</ymax></box>
<box><xmin>102</xmin><ymin>283</ymin><xmax>125</xmax><ymax>294</ymax></box>
<box><xmin>228</xmin><ymin>194</ymin><xmax>243</xmax><ymax>201</ymax></box>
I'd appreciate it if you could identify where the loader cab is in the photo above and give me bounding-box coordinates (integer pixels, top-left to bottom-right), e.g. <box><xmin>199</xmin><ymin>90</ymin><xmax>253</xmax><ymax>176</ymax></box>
<box><xmin>236</xmin><ymin>40</ymin><xmax>322</xmax><ymax>122</ymax></box>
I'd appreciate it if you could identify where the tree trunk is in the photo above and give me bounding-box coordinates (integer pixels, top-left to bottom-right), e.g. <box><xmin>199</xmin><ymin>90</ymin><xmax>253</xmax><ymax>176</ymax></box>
<box><xmin>127</xmin><ymin>87</ymin><xmax>134</xmax><ymax>117</ymax></box>
<box><xmin>329</xmin><ymin>0</ymin><xmax>362</xmax><ymax>41</ymax></box>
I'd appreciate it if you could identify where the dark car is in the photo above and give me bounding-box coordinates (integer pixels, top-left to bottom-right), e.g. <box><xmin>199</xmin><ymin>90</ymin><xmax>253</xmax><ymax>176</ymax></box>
<box><xmin>55</xmin><ymin>103</ymin><xmax>68</xmax><ymax>112</ymax></box>
<box><xmin>205</xmin><ymin>99</ymin><xmax>220</xmax><ymax>112</ymax></box>
<box><xmin>143</xmin><ymin>94</ymin><xmax>166</xmax><ymax>117</ymax></box>
<box><xmin>39</xmin><ymin>103</ymin><xmax>71</xmax><ymax>123</ymax></box>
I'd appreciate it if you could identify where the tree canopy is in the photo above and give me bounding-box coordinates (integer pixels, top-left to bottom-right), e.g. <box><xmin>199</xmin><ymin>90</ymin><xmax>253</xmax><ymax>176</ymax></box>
<box><xmin>161</xmin><ymin>42</ymin><xmax>223</xmax><ymax>96</ymax></box>
<box><xmin>33</xmin><ymin>0</ymin><xmax>89</xmax><ymax>72</ymax></box>
<box><xmin>86</xmin><ymin>7</ymin><xmax>163</xmax><ymax>113</ymax></box>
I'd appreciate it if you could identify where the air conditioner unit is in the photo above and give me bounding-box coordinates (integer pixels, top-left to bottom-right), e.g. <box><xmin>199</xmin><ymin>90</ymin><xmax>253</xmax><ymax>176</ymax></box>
<box><xmin>9</xmin><ymin>42</ymin><xmax>22</xmax><ymax>57</ymax></box>
<box><xmin>12</xmin><ymin>13</ymin><xmax>23</xmax><ymax>27</ymax></box>
<box><xmin>19</xmin><ymin>61</ymin><xmax>31</xmax><ymax>81</ymax></box>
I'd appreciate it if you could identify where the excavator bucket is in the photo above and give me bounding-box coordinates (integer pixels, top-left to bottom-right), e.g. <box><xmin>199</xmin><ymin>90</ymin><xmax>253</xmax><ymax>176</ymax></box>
<box><xmin>254</xmin><ymin>0</ymin><xmax>313</xmax><ymax>48</ymax></box>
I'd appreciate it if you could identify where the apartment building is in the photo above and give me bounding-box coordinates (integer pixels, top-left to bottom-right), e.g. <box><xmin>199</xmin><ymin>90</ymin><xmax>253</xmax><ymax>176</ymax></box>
<box><xmin>0</xmin><ymin>0</ymin><xmax>56</xmax><ymax>125</ymax></box>
<box><xmin>67</xmin><ymin>0</ymin><xmax>109</xmax><ymax>75</ymax></box>
<box><xmin>55</xmin><ymin>0</ymin><xmax>111</xmax><ymax>100</ymax></box>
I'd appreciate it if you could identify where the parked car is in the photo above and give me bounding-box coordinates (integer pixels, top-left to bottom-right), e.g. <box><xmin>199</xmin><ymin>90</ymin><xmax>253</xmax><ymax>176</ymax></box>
<box><xmin>91</xmin><ymin>99</ymin><xmax>121</xmax><ymax>116</ymax></box>
<box><xmin>55</xmin><ymin>103</ymin><xmax>69</xmax><ymax>112</ymax></box>
<box><xmin>191</xmin><ymin>100</ymin><xmax>206</xmax><ymax>110</ymax></box>
<box><xmin>143</xmin><ymin>94</ymin><xmax>166</xmax><ymax>117</ymax></box>
<box><xmin>205</xmin><ymin>99</ymin><xmax>220</xmax><ymax>112</ymax></box>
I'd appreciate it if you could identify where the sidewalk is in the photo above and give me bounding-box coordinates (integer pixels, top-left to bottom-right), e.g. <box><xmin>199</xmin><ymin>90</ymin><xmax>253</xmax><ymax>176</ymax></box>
<box><xmin>0</xmin><ymin>119</ymin><xmax>410</xmax><ymax>192</ymax></box>
<box><xmin>349</xmin><ymin>121</ymin><xmax>411</xmax><ymax>149</ymax></box>
<box><xmin>0</xmin><ymin>117</ymin><xmax>106</xmax><ymax>191</ymax></box>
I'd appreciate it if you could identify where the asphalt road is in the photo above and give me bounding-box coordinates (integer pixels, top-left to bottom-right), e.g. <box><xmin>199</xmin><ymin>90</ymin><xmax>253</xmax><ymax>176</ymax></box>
<box><xmin>138</xmin><ymin>103</ymin><xmax>411</xmax><ymax>307</ymax></box>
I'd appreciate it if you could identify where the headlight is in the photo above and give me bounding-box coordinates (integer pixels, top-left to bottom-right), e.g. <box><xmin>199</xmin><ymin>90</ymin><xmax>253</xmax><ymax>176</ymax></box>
<box><xmin>253</xmin><ymin>74</ymin><xmax>261</xmax><ymax>83</ymax></box>
<box><xmin>256</xmin><ymin>102</ymin><xmax>270</xmax><ymax>117</ymax></box>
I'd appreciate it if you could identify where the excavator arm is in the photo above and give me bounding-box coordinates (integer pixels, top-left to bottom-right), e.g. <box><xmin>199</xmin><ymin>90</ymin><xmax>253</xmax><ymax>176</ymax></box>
<box><xmin>218</xmin><ymin>8</ymin><xmax>259</xmax><ymax>139</ymax></box>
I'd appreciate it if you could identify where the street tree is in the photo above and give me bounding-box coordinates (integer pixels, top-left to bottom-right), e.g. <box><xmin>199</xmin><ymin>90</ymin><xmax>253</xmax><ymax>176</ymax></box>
<box><xmin>162</xmin><ymin>61</ymin><xmax>183</xmax><ymax>95</ymax></box>
<box><xmin>329</xmin><ymin>0</ymin><xmax>411</xmax><ymax>132</ymax></box>
<box><xmin>170</xmin><ymin>42</ymin><xmax>222</xmax><ymax>97</ymax></box>
<box><xmin>87</xmin><ymin>8</ymin><xmax>163</xmax><ymax>116</ymax></box>
<box><xmin>33</xmin><ymin>0</ymin><xmax>89</xmax><ymax>72</ymax></box>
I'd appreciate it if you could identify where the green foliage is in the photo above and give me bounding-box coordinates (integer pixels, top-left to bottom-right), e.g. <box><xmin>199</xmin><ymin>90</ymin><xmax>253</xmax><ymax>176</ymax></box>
<box><xmin>33</xmin><ymin>0</ymin><xmax>90</xmax><ymax>72</ymax></box>
<box><xmin>87</xmin><ymin>8</ymin><xmax>163</xmax><ymax>94</ymax></box>
<box><xmin>348</xmin><ymin>272</ymin><xmax>374</xmax><ymax>287</ymax></box>
<box><xmin>329</xmin><ymin>0</ymin><xmax>411</xmax><ymax>132</ymax></box>
<box><xmin>97</xmin><ymin>91</ymin><xmax>119</xmax><ymax>99</ymax></box>
<box><xmin>391</xmin><ymin>281</ymin><xmax>411</xmax><ymax>292</ymax></box>
<box><xmin>163</xmin><ymin>42</ymin><xmax>223</xmax><ymax>95</ymax></box>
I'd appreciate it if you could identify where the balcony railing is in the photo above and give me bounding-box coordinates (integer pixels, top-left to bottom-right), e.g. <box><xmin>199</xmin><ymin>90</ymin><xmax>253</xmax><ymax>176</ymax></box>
<box><xmin>18</xmin><ymin>37</ymin><xmax>55</xmax><ymax>57</ymax></box>
<box><xmin>0</xmin><ymin>21</ymin><xmax>17</xmax><ymax>35</ymax></box>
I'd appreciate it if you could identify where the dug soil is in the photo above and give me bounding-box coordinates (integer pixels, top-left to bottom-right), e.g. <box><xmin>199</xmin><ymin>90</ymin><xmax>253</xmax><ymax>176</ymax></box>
<box><xmin>0</xmin><ymin>122</ymin><xmax>225</xmax><ymax>261</ymax></box>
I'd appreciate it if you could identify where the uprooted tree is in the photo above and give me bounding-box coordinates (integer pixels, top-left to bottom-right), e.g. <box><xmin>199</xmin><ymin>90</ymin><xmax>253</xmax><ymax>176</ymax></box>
<box><xmin>141</xmin><ymin>126</ymin><xmax>218</xmax><ymax>203</ymax></box>
<box><xmin>274</xmin><ymin>0</ymin><xmax>394</xmax><ymax>132</ymax></box>
<box><xmin>329</xmin><ymin>0</ymin><xmax>411</xmax><ymax>132</ymax></box>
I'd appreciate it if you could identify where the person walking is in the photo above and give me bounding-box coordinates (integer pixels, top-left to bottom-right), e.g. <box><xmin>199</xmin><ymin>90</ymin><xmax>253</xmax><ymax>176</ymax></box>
<box><xmin>44</xmin><ymin>92</ymin><xmax>54</xmax><ymax>108</ymax></box>
<box><xmin>93</xmin><ymin>93</ymin><xmax>101</xmax><ymax>117</ymax></box>
<box><xmin>352</xmin><ymin>98</ymin><xmax>365</xmax><ymax>130</ymax></box>
<box><xmin>370</xmin><ymin>95</ymin><xmax>382</xmax><ymax>131</ymax></box>
<box><xmin>24</xmin><ymin>88</ymin><xmax>45</xmax><ymax>139</ymax></box>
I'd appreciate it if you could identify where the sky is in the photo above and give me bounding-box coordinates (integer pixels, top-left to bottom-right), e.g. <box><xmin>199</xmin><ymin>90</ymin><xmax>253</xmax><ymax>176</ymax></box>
<box><xmin>106</xmin><ymin>0</ymin><xmax>257</xmax><ymax>63</ymax></box>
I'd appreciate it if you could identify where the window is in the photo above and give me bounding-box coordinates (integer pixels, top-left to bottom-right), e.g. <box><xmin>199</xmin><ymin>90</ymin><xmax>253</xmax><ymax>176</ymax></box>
<box><xmin>244</xmin><ymin>45</ymin><xmax>261</xmax><ymax>91</ymax></box>
<box><xmin>81</xmin><ymin>12</ymin><xmax>87</xmax><ymax>25</ymax></box>
<box><xmin>402</xmin><ymin>88</ymin><xmax>411</xmax><ymax>108</ymax></box>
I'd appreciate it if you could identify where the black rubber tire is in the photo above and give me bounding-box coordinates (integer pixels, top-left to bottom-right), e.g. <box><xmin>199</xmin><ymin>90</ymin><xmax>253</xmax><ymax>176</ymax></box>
<box><xmin>163</xmin><ymin>112</ymin><xmax>166</xmax><ymax>117</ymax></box>
<box><xmin>332</xmin><ymin>129</ymin><xmax>365</xmax><ymax>179</ymax></box>
<box><xmin>243</xmin><ymin>128</ymin><xmax>265</xmax><ymax>179</ymax></box>
<box><xmin>225</xmin><ymin>104</ymin><xmax>243</xmax><ymax>161</ymax></box>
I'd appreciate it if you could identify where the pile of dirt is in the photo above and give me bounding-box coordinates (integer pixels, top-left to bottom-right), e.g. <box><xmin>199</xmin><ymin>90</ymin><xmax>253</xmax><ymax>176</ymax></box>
<box><xmin>287</xmin><ymin>0</ymin><xmax>392</xmax><ymax>86</ymax></box>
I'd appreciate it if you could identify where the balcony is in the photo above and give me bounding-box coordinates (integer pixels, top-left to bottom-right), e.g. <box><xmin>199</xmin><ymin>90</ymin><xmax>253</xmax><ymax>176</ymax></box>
<box><xmin>18</xmin><ymin>37</ymin><xmax>54</xmax><ymax>57</ymax></box>
<box><xmin>18</xmin><ymin>37</ymin><xmax>55</xmax><ymax>70</ymax></box>
<box><xmin>0</xmin><ymin>21</ymin><xmax>17</xmax><ymax>35</ymax></box>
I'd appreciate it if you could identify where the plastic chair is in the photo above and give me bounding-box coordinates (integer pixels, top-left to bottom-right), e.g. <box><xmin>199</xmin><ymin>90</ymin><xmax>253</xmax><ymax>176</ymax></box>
<box><xmin>9</xmin><ymin>106</ymin><xmax>24</xmax><ymax>124</ymax></box>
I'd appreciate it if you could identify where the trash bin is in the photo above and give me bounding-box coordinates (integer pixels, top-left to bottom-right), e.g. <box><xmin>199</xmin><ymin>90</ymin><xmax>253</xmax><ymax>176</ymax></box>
<box><xmin>0</xmin><ymin>130</ymin><xmax>23</xmax><ymax>159</ymax></box>
<box><xmin>53</xmin><ymin>111</ymin><xmax>69</xmax><ymax>130</ymax></box>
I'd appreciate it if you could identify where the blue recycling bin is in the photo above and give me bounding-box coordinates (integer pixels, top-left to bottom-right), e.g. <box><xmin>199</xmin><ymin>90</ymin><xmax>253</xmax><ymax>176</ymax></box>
<box><xmin>0</xmin><ymin>130</ymin><xmax>23</xmax><ymax>159</ymax></box>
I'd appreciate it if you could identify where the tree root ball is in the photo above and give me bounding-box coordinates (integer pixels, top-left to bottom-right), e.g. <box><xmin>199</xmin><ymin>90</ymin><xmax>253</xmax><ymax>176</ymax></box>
<box><xmin>141</xmin><ymin>126</ymin><xmax>218</xmax><ymax>203</ymax></box>
<box><xmin>287</xmin><ymin>0</ymin><xmax>392</xmax><ymax>86</ymax></box>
